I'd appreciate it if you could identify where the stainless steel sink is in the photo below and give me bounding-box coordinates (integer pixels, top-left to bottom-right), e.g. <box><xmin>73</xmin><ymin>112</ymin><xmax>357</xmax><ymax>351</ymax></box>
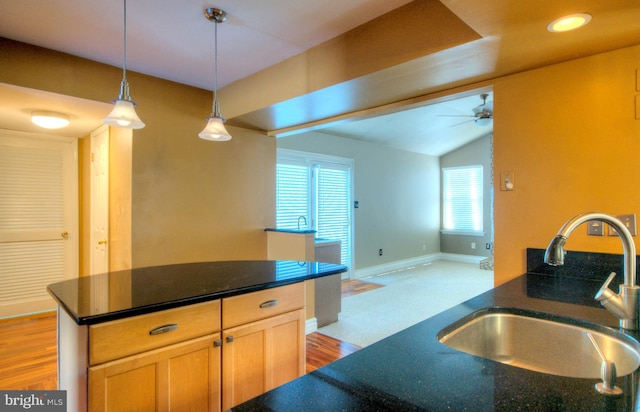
<box><xmin>437</xmin><ymin>307</ymin><xmax>640</xmax><ymax>378</ymax></box>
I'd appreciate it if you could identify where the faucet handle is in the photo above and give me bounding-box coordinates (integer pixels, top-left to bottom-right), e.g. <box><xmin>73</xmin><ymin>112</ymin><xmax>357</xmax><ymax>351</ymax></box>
<box><xmin>595</xmin><ymin>272</ymin><xmax>631</xmax><ymax>320</ymax></box>
<box><xmin>603</xmin><ymin>272</ymin><xmax>617</xmax><ymax>289</ymax></box>
<box><xmin>595</xmin><ymin>272</ymin><xmax>617</xmax><ymax>302</ymax></box>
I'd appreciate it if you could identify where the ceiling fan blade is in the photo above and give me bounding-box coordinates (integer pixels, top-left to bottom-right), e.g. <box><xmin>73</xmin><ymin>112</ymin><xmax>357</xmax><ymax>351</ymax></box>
<box><xmin>449</xmin><ymin>119</ymin><xmax>476</xmax><ymax>127</ymax></box>
<box><xmin>437</xmin><ymin>114</ymin><xmax>475</xmax><ymax>117</ymax></box>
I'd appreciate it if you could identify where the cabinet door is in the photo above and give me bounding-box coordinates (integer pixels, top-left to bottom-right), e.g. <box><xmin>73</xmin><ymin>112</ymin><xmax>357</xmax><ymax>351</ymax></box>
<box><xmin>222</xmin><ymin>309</ymin><xmax>305</xmax><ymax>410</ymax></box>
<box><xmin>89</xmin><ymin>333</ymin><xmax>221</xmax><ymax>412</ymax></box>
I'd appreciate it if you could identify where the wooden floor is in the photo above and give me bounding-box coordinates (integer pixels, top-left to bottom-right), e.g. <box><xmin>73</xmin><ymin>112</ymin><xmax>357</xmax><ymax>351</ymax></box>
<box><xmin>341</xmin><ymin>278</ymin><xmax>384</xmax><ymax>298</ymax></box>
<box><xmin>0</xmin><ymin>279</ymin><xmax>380</xmax><ymax>390</ymax></box>
<box><xmin>0</xmin><ymin>313</ymin><xmax>58</xmax><ymax>390</ymax></box>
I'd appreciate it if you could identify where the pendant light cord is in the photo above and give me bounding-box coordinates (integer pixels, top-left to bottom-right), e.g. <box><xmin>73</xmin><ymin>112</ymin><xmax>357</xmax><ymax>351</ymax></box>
<box><xmin>214</xmin><ymin>21</ymin><xmax>217</xmax><ymax>103</ymax></box>
<box><xmin>212</xmin><ymin>19</ymin><xmax>220</xmax><ymax>116</ymax></box>
<box><xmin>117</xmin><ymin>0</ymin><xmax>130</xmax><ymax>100</ymax></box>
<box><xmin>122</xmin><ymin>0</ymin><xmax>128</xmax><ymax>82</ymax></box>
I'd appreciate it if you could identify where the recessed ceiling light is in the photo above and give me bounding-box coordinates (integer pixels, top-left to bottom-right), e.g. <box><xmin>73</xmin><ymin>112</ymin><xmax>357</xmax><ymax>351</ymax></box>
<box><xmin>31</xmin><ymin>111</ymin><xmax>70</xmax><ymax>129</ymax></box>
<box><xmin>547</xmin><ymin>13</ymin><xmax>592</xmax><ymax>33</ymax></box>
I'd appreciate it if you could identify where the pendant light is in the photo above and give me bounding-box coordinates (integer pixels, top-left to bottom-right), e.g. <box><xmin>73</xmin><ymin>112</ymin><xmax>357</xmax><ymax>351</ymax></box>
<box><xmin>103</xmin><ymin>0</ymin><xmax>145</xmax><ymax>129</ymax></box>
<box><xmin>199</xmin><ymin>8</ymin><xmax>232</xmax><ymax>141</ymax></box>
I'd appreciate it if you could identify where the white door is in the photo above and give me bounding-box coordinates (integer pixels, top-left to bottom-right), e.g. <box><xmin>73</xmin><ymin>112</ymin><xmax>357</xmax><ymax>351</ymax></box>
<box><xmin>90</xmin><ymin>125</ymin><xmax>109</xmax><ymax>275</ymax></box>
<box><xmin>0</xmin><ymin>129</ymin><xmax>78</xmax><ymax>318</ymax></box>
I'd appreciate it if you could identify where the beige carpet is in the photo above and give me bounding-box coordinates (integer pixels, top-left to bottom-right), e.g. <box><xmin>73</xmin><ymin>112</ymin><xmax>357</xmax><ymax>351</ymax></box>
<box><xmin>318</xmin><ymin>260</ymin><xmax>493</xmax><ymax>347</ymax></box>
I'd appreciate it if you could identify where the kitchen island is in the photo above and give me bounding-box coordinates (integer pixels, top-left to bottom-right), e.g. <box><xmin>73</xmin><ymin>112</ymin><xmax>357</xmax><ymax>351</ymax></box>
<box><xmin>233</xmin><ymin>250</ymin><xmax>640</xmax><ymax>411</ymax></box>
<box><xmin>47</xmin><ymin>260</ymin><xmax>347</xmax><ymax>412</ymax></box>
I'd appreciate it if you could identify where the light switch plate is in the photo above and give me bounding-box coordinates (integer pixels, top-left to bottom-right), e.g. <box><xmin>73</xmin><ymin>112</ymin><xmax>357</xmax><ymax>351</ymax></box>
<box><xmin>500</xmin><ymin>171</ymin><xmax>514</xmax><ymax>191</ymax></box>
<box><xmin>608</xmin><ymin>214</ymin><xmax>637</xmax><ymax>236</ymax></box>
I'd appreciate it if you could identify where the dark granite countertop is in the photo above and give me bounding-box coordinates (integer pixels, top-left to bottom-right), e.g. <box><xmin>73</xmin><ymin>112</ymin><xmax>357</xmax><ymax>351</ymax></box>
<box><xmin>265</xmin><ymin>228</ymin><xmax>317</xmax><ymax>234</ymax></box>
<box><xmin>233</xmin><ymin>250</ymin><xmax>640</xmax><ymax>411</ymax></box>
<box><xmin>47</xmin><ymin>260</ymin><xmax>346</xmax><ymax>325</ymax></box>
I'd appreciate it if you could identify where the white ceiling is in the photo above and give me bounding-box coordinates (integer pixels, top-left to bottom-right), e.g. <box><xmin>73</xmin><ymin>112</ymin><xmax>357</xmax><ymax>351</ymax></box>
<box><xmin>1</xmin><ymin>0</ymin><xmax>637</xmax><ymax>154</ymax></box>
<box><xmin>318</xmin><ymin>92</ymin><xmax>493</xmax><ymax>156</ymax></box>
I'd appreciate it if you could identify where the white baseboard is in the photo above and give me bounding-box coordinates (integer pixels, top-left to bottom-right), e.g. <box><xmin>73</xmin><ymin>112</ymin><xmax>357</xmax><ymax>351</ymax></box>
<box><xmin>353</xmin><ymin>253</ymin><xmax>487</xmax><ymax>280</ymax></box>
<box><xmin>305</xmin><ymin>317</ymin><xmax>318</xmax><ymax>335</ymax></box>
<box><xmin>353</xmin><ymin>253</ymin><xmax>441</xmax><ymax>279</ymax></box>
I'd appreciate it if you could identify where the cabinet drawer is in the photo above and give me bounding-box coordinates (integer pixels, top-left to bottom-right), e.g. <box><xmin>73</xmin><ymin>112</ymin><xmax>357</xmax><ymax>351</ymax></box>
<box><xmin>222</xmin><ymin>283</ymin><xmax>304</xmax><ymax>329</ymax></box>
<box><xmin>89</xmin><ymin>300</ymin><xmax>221</xmax><ymax>365</ymax></box>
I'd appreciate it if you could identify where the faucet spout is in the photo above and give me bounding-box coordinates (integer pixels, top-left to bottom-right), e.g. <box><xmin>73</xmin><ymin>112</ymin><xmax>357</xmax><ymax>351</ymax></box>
<box><xmin>297</xmin><ymin>215</ymin><xmax>307</xmax><ymax>230</ymax></box>
<box><xmin>544</xmin><ymin>212</ymin><xmax>639</xmax><ymax>330</ymax></box>
<box><xmin>544</xmin><ymin>212</ymin><xmax>636</xmax><ymax>287</ymax></box>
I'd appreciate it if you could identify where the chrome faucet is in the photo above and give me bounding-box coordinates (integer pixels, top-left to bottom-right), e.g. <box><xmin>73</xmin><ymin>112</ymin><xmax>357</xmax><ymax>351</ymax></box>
<box><xmin>544</xmin><ymin>212</ymin><xmax>640</xmax><ymax>330</ymax></box>
<box><xmin>297</xmin><ymin>215</ymin><xmax>307</xmax><ymax>230</ymax></box>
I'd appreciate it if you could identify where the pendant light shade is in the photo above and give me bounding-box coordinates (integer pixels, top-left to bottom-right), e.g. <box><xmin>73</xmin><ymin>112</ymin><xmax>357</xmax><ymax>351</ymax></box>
<box><xmin>103</xmin><ymin>91</ymin><xmax>145</xmax><ymax>129</ymax></box>
<box><xmin>199</xmin><ymin>115</ymin><xmax>232</xmax><ymax>141</ymax></box>
<box><xmin>103</xmin><ymin>0</ymin><xmax>145</xmax><ymax>129</ymax></box>
<box><xmin>200</xmin><ymin>8</ymin><xmax>231</xmax><ymax>141</ymax></box>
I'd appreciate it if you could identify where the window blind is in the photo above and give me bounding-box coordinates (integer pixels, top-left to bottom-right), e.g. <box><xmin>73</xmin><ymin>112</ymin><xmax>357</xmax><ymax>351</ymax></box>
<box><xmin>276</xmin><ymin>162</ymin><xmax>310</xmax><ymax>230</ymax></box>
<box><xmin>276</xmin><ymin>150</ymin><xmax>352</xmax><ymax>269</ymax></box>
<box><xmin>315</xmin><ymin>165</ymin><xmax>350</xmax><ymax>266</ymax></box>
<box><xmin>442</xmin><ymin>165</ymin><xmax>483</xmax><ymax>234</ymax></box>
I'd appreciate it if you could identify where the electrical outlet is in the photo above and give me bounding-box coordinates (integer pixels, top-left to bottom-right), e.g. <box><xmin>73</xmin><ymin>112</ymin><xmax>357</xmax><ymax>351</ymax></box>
<box><xmin>471</xmin><ymin>242</ymin><xmax>476</xmax><ymax>249</ymax></box>
<box><xmin>378</xmin><ymin>248</ymin><xmax>383</xmax><ymax>256</ymax></box>
<box><xmin>587</xmin><ymin>221</ymin><xmax>605</xmax><ymax>236</ymax></box>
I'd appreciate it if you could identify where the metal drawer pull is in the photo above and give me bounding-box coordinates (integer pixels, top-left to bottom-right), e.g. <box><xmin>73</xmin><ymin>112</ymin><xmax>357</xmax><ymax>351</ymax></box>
<box><xmin>260</xmin><ymin>299</ymin><xmax>279</xmax><ymax>309</ymax></box>
<box><xmin>149</xmin><ymin>324</ymin><xmax>178</xmax><ymax>335</ymax></box>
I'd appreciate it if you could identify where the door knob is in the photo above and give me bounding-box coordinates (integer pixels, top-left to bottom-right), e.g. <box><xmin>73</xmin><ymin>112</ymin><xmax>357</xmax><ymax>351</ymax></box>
<box><xmin>61</xmin><ymin>231</ymin><xmax>69</xmax><ymax>239</ymax></box>
<box><xmin>98</xmin><ymin>239</ymin><xmax>108</xmax><ymax>245</ymax></box>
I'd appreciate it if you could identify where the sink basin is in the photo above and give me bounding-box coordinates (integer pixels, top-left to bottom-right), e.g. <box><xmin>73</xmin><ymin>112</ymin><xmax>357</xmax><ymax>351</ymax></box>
<box><xmin>437</xmin><ymin>307</ymin><xmax>640</xmax><ymax>378</ymax></box>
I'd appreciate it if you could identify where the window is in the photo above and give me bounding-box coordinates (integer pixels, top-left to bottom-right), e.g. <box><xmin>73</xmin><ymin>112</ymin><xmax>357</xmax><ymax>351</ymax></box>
<box><xmin>276</xmin><ymin>150</ymin><xmax>352</xmax><ymax>269</ymax></box>
<box><xmin>442</xmin><ymin>165</ymin><xmax>484</xmax><ymax>235</ymax></box>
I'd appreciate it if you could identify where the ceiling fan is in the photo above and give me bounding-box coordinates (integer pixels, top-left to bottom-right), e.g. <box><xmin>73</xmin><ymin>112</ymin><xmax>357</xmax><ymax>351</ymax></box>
<box><xmin>439</xmin><ymin>94</ymin><xmax>493</xmax><ymax>127</ymax></box>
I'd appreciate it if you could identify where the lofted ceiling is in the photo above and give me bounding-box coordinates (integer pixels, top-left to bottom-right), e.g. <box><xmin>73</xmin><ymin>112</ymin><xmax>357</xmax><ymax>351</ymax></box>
<box><xmin>1</xmin><ymin>0</ymin><xmax>639</xmax><ymax>155</ymax></box>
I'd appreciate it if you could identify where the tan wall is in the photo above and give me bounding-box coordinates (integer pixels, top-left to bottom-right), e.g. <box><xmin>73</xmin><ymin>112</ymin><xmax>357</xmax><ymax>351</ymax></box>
<box><xmin>0</xmin><ymin>38</ymin><xmax>274</xmax><ymax>269</ymax></box>
<box><xmin>493</xmin><ymin>44</ymin><xmax>640</xmax><ymax>285</ymax></box>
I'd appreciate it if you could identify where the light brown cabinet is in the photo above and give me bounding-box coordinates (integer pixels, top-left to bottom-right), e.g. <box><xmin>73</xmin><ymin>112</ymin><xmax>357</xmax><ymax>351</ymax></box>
<box><xmin>88</xmin><ymin>333</ymin><xmax>221</xmax><ymax>411</ymax></box>
<box><xmin>221</xmin><ymin>282</ymin><xmax>306</xmax><ymax>410</ymax></box>
<box><xmin>86</xmin><ymin>300</ymin><xmax>222</xmax><ymax>412</ymax></box>
<box><xmin>222</xmin><ymin>310</ymin><xmax>305</xmax><ymax>409</ymax></box>
<box><xmin>59</xmin><ymin>284</ymin><xmax>305</xmax><ymax>411</ymax></box>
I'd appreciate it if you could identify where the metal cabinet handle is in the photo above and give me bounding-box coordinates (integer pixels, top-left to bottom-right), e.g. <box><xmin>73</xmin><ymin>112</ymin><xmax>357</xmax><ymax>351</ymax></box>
<box><xmin>260</xmin><ymin>300</ymin><xmax>279</xmax><ymax>309</ymax></box>
<box><xmin>149</xmin><ymin>324</ymin><xmax>178</xmax><ymax>335</ymax></box>
<box><xmin>213</xmin><ymin>339</ymin><xmax>222</xmax><ymax>347</ymax></box>
<box><xmin>226</xmin><ymin>336</ymin><xmax>234</xmax><ymax>343</ymax></box>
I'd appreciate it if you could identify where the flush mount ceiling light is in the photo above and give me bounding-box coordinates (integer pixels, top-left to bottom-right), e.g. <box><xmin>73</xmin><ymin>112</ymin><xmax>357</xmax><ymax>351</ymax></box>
<box><xmin>103</xmin><ymin>0</ymin><xmax>145</xmax><ymax>129</ymax></box>
<box><xmin>547</xmin><ymin>13</ymin><xmax>592</xmax><ymax>33</ymax></box>
<box><xmin>199</xmin><ymin>7</ymin><xmax>232</xmax><ymax>141</ymax></box>
<box><xmin>31</xmin><ymin>111</ymin><xmax>70</xmax><ymax>129</ymax></box>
